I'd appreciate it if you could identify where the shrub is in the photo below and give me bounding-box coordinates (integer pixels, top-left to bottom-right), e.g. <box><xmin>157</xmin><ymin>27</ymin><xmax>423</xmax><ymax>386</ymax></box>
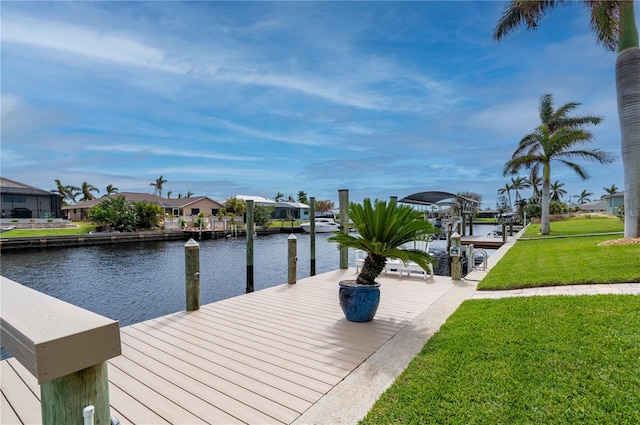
<box><xmin>133</xmin><ymin>200</ymin><xmax>163</xmax><ymax>229</ymax></box>
<box><xmin>88</xmin><ymin>195</ymin><xmax>137</xmax><ymax>232</ymax></box>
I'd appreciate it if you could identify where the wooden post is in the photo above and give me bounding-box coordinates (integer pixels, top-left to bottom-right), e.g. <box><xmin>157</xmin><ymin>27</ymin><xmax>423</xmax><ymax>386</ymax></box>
<box><xmin>41</xmin><ymin>362</ymin><xmax>110</xmax><ymax>425</ymax></box>
<box><xmin>309</xmin><ymin>196</ymin><xmax>316</xmax><ymax>276</ymax></box>
<box><xmin>288</xmin><ymin>234</ymin><xmax>297</xmax><ymax>284</ymax></box>
<box><xmin>338</xmin><ymin>189</ymin><xmax>349</xmax><ymax>269</ymax></box>
<box><xmin>246</xmin><ymin>200</ymin><xmax>255</xmax><ymax>293</ymax></box>
<box><xmin>184</xmin><ymin>238</ymin><xmax>200</xmax><ymax>311</ymax></box>
<box><xmin>390</xmin><ymin>196</ymin><xmax>397</xmax><ymax>203</ymax></box>
<box><xmin>502</xmin><ymin>222</ymin><xmax>507</xmax><ymax>243</ymax></box>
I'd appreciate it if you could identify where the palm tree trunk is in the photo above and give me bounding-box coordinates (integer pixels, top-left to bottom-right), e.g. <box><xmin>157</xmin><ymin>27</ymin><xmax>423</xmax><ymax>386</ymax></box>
<box><xmin>541</xmin><ymin>163</ymin><xmax>551</xmax><ymax>235</ymax></box>
<box><xmin>616</xmin><ymin>3</ymin><xmax>640</xmax><ymax>238</ymax></box>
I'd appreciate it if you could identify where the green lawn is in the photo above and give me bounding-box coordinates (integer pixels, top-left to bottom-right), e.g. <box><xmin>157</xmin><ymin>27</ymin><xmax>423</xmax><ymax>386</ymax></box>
<box><xmin>478</xmin><ymin>235</ymin><xmax>640</xmax><ymax>289</ymax></box>
<box><xmin>1</xmin><ymin>222</ymin><xmax>96</xmax><ymax>237</ymax></box>
<box><xmin>524</xmin><ymin>216</ymin><xmax>623</xmax><ymax>237</ymax></box>
<box><xmin>361</xmin><ymin>296</ymin><xmax>640</xmax><ymax>425</ymax></box>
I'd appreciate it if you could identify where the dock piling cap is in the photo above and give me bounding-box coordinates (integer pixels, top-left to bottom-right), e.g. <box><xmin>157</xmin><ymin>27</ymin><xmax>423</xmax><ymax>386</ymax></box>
<box><xmin>185</xmin><ymin>238</ymin><xmax>200</xmax><ymax>247</ymax></box>
<box><xmin>288</xmin><ymin>234</ymin><xmax>297</xmax><ymax>240</ymax></box>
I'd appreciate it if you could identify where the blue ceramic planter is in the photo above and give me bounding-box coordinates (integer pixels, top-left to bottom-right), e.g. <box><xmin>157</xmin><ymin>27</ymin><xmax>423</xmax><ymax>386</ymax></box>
<box><xmin>339</xmin><ymin>280</ymin><xmax>381</xmax><ymax>322</ymax></box>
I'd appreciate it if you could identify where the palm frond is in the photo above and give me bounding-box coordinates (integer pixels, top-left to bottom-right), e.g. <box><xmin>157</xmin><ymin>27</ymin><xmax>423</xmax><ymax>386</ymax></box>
<box><xmin>586</xmin><ymin>0</ymin><xmax>620</xmax><ymax>52</ymax></box>
<box><xmin>494</xmin><ymin>0</ymin><xmax>561</xmax><ymax>41</ymax></box>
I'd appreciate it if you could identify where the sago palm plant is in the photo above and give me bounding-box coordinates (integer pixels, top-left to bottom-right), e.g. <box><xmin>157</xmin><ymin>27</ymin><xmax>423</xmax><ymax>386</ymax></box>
<box><xmin>329</xmin><ymin>198</ymin><xmax>435</xmax><ymax>286</ymax></box>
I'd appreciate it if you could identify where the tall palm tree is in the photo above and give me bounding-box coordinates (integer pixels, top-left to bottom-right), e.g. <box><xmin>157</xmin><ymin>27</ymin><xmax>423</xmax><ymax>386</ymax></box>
<box><xmin>511</xmin><ymin>176</ymin><xmax>531</xmax><ymax>204</ymax></box>
<box><xmin>79</xmin><ymin>182</ymin><xmax>99</xmax><ymax>202</ymax></box>
<box><xmin>494</xmin><ymin>0</ymin><xmax>639</xmax><ymax>237</ymax></box>
<box><xmin>498</xmin><ymin>182</ymin><xmax>514</xmax><ymax>209</ymax></box>
<box><xmin>603</xmin><ymin>184</ymin><xmax>620</xmax><ymax>197</ymax></box>
<box><xmin>575</xmin><ymin>189</ymin><xmax>594</xmax><ymax>204</ymax></box>
<box><xmin>150</xmin><ymin>175</ymin><xmax>167</xmax><ymax>197</ymax></box>
<box><xmin>550</xmin><ymin>180</ymin><xmax>567</xmax><ymax>203</ymax></box>
<box><xmin>105</xmin><ymin>184</ymin><xmax>118</xmax><ymax>196</ymax></box>
<box><xmin>274</xmin><ymin>192</ymin><xmax>284</xmax><ymax>202</ymax></box>
<box><xmin>504</xmin><ymin>95</ymin><xmax>613</xmax><ymax>234</ymax></box>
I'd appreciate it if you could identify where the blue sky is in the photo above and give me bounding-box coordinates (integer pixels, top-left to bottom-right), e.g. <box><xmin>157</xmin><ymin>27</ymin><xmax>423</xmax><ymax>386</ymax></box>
<box><xmin>1</xmin><ymin>1</ymin><xmax>634</xmax><ymax>208</ymax></box>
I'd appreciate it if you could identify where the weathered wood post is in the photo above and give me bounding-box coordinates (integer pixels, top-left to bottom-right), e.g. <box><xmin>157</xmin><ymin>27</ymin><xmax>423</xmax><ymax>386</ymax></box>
<box><xmin>288</xmin><ymin>234</ymin><xmax>297</xmax><ymax>284</ymax></box>
<box><xmin>309</xmin><ymin>196</ymin><xmax>316</xmax><ymax>276</ymax></box>
<box><xmin>338</xmin><ymin>189</ymin><xmax>349</xmax><ymax>269</ymax></box>
<box><xmin>246</xmin><ymin>199</ymin><xmax>255</xmax><ymax>293</ymax></box>
<box><xmin>41</xmin><ymin>363</ymin><xmax>110</xmax><ymax>425</ymax></box>
<box><xmin>184</xmin><ymin>238</ymin><xmax>200</xmax><ymax>311</ymax></box>
<box><xmin>502</xmin><ymin>222</ymin><xmax>507</xmax><ymax>243</ymax></box>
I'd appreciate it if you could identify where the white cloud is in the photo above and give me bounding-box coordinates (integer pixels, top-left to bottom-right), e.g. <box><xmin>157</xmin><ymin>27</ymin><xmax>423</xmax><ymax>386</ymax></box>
<box><xmin>1</xmin><ymin>15</ymin><xmax>187</xmax><ymax>73</ymax></box>
<box><xmin>86</xmin><ymin>144</ymin><xmax>260</xmax><ymax>162</ymax></box>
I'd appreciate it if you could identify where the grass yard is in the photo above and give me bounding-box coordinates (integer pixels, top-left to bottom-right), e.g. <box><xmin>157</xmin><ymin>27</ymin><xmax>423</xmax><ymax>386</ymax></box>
<box><xmin>479</xmin><ymin>216</ymin><xmax>637</xmax><ymax>290</ymax></box>
<box><xmin>1</xmin><ymin>222</ymin><xmax>95</xmax><ymax>237</ymax></box>
<box><xmin>478</xmin><ymin>235</ymin><xmax>640</xmax><ymax>289</ymax></box>
<box><xmin>360</xmin><ymin>296</ymin><xmax>640</xmax><ymax>425</ymax></box>
<box><xmin>524</xmin><ymin>216</ymin><xmax>623</xmax><ymax>238</ymax></box>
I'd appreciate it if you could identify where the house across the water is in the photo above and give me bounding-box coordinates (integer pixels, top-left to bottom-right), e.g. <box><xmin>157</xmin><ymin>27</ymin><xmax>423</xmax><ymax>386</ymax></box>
<box><xmin>63</xmin><ymin>192</ymin><xmax>223</xmax><ymax>221</ymax></box>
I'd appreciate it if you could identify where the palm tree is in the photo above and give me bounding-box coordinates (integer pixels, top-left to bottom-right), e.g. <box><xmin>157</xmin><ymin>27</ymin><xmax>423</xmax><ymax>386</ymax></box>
<box><xmin>65</xmin><ymin>185</ymin><xmax>81</xmax><ymax>203</ymax></box>
<box><xmin>166</xmin><ymin>191</ymin><xmax>172</xmax><ymax>199</ymax></box>
<box><xmin>150</xmin><ymin>175</ymin><xmax>167</xmax><ymax>197</ymax></box>
<box><xmin>494</xmin><ymin>1</ymin><xmax>639</xmax><ymax>237</ymax></box>
<box><xmin>297</xmin><ymin>191</ymin><xmax>309</xmax><ymax>204</ymax></box>
<box><xmin>575</xmin><ymin>189</ymin><xmax>594</xmax><ymax>204</ymax></box>
<box><xmin>529</xmin><ymin>168</ymin><xmax>542</xmax><ymax>198</ymax></box>
<box><xmin>511</xmin><ymin>176</ymin><xmax>531</xmax><ymax>204</ymax></box>
<box><xmin>603</xmin><ymin>184</ymin><xmax>620</xmax><ymax>197</ymax></box>
<box><xmin>504</xmin><ymin>94</ymin><xmax>613</xmax><ymax>234</ymax></box>
<box><xmin>498</xmin><ymin>182</ymin><xmax>514</xmax><ymax>209</ymax></box>
<box><xmin>550</xmin><ymin>180</ymin><xmax>567</xmax><ymax>203</ymax></box>
<box><xmin>79</xmin><ymin>182</ymin><xmax>99</xmax><ymax>202</ymax></box>
<box><xmin>274</xmin><ymin>192</ymin><xmax>284</xmax><ymax>202</ymax></box>
<box><xmin>105</xmin><ymin>184</ymin><xmax>118</xmax><ymax>196</ymax></box>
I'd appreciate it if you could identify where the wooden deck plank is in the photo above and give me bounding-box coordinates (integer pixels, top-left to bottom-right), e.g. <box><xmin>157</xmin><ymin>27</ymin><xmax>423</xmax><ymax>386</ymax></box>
<box><xmin>107</xmin><ymin>364</ymin><xmax>207</xmax><ymax>424</ymax></box>
<box><xmin>150</xmin><ymin>314</ymin><xmax>355</xmax><ymax>378</ymax></box>
<box><xmin>0</xmin><ymin>361</ymin><xmax>40</xmax><ymax>425</ymax></box>
<box><xmin>162</xmin><ymin>310</ymin><xmax>362</xmax><ymax>369</ymax></box>
<box><xmin>114</xmin><ymin>342</ymin><xmax>297</xmax><ymax>424</ymax></box>
<box><xmin>126</xmin><ymin>322</ymin><xmax>333</xmax><ymax>394</ymax></box>
<box><xmin>108</xmin><ymin>383</ymin><xmax>167</xmax><ymax>425</ymax></box>
<box><xmin>1</xmin><ymin>269</ymin><xmax>456</xmax><ymax>424</ymax></box>
<box><xmin>122</xmin><ymin>326</ymin><xmax>324</xmax><ymax>404</ymax></box>
<box><xmin>197</xmin><ymin>307</ymin><xmax>373</xmax><ymax>359</ymax></box>
<box><xmin>1</xmin><ymin>391</ymin><xmax>23</xmax><ymax>425</ymax></box>
<box><xmin>137</xmin><ymin>320</ymin><xmax>341</xmax><ymax>386</ymax></box>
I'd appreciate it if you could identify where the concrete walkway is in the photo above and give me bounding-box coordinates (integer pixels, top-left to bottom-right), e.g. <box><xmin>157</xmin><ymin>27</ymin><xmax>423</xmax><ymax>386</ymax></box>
<box><xmin>473</xmin><ymin>283</ymin><xmax>640</xmax><ymax>299</ymax></box>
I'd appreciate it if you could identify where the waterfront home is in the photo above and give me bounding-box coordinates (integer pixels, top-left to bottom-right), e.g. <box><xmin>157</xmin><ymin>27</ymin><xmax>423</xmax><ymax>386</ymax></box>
<box><xmin>603</xmin><ymin>192</ymin><xmax>624</xmax><ymax>214</ymax></box>
<box><xmin>63</xmin><ymin>192</ymin><xmax>223</xmax><ymax>221</ymax></box>
<box><xmin>0</xmin><ymin>177</ymin><xmax>63</xmax><ymax>219</ymax></box>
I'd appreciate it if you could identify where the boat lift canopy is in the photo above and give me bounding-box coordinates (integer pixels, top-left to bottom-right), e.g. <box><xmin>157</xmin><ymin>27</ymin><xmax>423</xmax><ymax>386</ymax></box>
<box><xmin>399</xmin><ymin>191</ymin><xmax>480</xmax><ymax>210</ymax></box>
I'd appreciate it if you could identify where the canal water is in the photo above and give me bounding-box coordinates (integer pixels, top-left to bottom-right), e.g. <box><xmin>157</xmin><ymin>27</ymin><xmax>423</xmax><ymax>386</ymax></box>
<box><xmin>1</xmin><ymin>225</ymin><xmax>497</xmax><ymax>359</ymax></box>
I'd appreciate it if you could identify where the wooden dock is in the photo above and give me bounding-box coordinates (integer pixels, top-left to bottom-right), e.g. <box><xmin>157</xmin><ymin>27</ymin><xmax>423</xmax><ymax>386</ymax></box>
<box><xmin>2</xmin><ymin>268</ymin><xmax>456</xmax><ymax>424</ymax></box>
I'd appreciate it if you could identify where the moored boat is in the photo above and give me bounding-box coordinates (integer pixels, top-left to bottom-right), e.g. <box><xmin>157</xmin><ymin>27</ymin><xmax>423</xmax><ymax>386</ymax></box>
<box><xmin>300</xmin><ymin>218</ymin><xmax>341</xmax><ymax>233</ymax></box>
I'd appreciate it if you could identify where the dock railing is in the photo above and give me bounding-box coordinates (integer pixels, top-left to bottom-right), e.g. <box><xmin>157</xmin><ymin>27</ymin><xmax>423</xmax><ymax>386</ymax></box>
<box><xmin>1</xmin><ymin>275</ymin><xmax>121</xmax><ymax>425</ymax></box>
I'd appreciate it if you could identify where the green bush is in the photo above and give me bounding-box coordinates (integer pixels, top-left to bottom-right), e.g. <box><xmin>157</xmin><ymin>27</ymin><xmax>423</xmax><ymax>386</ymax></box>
<box><xmin>88</xmin><ymin>195</ymin><xmax>137</xmax><ymax>232</ymax></box>
<box><xmin>133</xmin><ymin>200</ymin><xmax>163</xmax><ymax>229</ymax></box>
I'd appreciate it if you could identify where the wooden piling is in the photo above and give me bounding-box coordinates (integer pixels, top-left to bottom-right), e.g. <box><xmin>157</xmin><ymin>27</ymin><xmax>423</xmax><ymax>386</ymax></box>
<box><xmin>309</xmin><ymin>196</ymin><xmax>316</xmax><ymax>276</ymax></box>
<box><xmin>246</xmin><ymin>200</ymin><xmax>255</xmax><ymax>293</ymax></box>
<box><xmin>184</xmin><ymin>238</ymin><xmax>200</xmax><ymax>311</ymax></box>
<box><xmin>41</xmin><ymin>362</ymin><xmax>110</xmax><ymax>425</ymax></box>
<box><xmin>338</xmin><ymin>189</ymin><xmax>349</xmax><ymax>269</ymax></box>
<box><xmin>288</xmin><ymin>234</ymin><xmax>297</xmax><ymax>284</ymax></box>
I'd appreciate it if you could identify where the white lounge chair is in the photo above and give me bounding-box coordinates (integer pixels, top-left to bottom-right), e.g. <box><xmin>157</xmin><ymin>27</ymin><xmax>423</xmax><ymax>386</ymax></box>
<box><xmin>355</xmin><ymin>244</ymin><xmax>434</xmax><ymax>280</ymax></box>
